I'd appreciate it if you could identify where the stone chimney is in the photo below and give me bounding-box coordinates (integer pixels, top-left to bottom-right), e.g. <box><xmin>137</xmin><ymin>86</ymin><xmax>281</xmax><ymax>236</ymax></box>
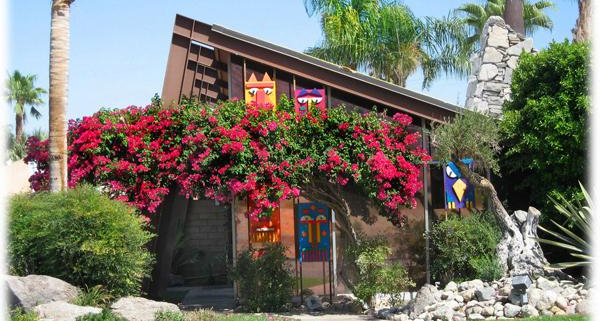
<box><xmin>464</xmin><ymin>16</ymin><xmax>534</xmax><ymax>117</ymax></box>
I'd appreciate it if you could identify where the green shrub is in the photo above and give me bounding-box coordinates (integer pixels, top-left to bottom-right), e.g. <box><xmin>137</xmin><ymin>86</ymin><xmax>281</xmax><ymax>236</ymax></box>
<box><xmin>75</xmin><ymin>309</ymin><xmax>126</xmax><ymax>321</ymax></box>
<box><xmin>10</xmin><ymin>308</ymin><xmax>38</xmax><ymax>321</ymax></box>
<box><xmin>500</xmin><ymin>40</ymin><xmax>590</xmax><ymax>218</ymax></box>
<box><xmin>347</xmin><ymin>235</ymin><xmax>414</xmax><ymax>307</ymax></box>
<box><xmin>155</xmin><ymin>311</ymin><xmax>185</xmax><ymax>321</ymax></box>
<box><xmin>229</xmin><ymin>244</ymin><xmax>295</xmax><ymax>312</ymax></box>
<box><xmin>9</xmin><ymin>185</ymin><xmax>155</xmax><ymax>297</ymax></box>
<box><xmin>428</xmin><ymin>211</ymin><xmax>502</xmax><ymax>283</ymax></box>
<box><xmin>73</xmin><ymin>285</ymin><xmax>114</xmax><ymax>308</ymax></box>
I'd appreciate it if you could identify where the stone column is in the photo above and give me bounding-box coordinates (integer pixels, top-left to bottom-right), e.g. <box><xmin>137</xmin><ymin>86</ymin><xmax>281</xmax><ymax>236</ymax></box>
<box><xmin>464</xmin><ymin>16</ymin><xmax>534</xmax><ymax>117</ymax></box>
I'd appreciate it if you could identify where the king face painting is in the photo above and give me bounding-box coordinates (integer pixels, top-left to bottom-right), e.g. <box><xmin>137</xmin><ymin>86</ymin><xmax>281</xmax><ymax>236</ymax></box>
<box><xmin>296</xmin><ymin>202</ymin><xmax>330</xmax><ymax>262</ymax></box>
<box><xmin>294</xmin><ymin>88</ymin><xmax>326</xmax><ymax>115</ymax></box>
<box><xmin>248</xmin><ymin>199</ymin><xmax>281</xmax><ymax>244</ymax></box>
<box><xmin>443</xmin><ymin>160</ymin><xmax>476</xmax><ymax>209</ymax></box>
<box><xmin>245</xmin><ymin>72</ymin><xmax>276</xmax><ymax>110</ymax></box>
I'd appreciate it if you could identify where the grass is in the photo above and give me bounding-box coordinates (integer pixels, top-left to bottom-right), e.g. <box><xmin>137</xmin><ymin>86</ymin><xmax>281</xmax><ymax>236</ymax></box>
<box><xmin>521</xmin><ymin>317</ymin><xmax>588</xmax><ymax>321</ymax></box>
<box><xmin>10</xmin><ymin>308</ymin><xmax>38</xmax><ymax>321</ymax></box>
<box><xmin>183</xmin><ymin>310</ymin><xmax>293</xmax><ymax>321</ymax></box>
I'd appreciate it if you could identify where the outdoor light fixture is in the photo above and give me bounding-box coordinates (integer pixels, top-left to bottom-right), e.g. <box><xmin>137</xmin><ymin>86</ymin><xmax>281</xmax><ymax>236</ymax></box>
<box><xmin>510</xmin><ymin>274</ymin><xmax>532</xmax><ymax>305</ymax></box>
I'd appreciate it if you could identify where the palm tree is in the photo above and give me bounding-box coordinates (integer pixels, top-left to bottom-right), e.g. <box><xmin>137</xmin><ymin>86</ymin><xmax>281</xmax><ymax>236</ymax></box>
<box><xmin>5</xmin><ymin>71</ymin><xmax>47</xmax><ymax>143</ymax></box>
<box><xmin>49</xmin><ymin>0</ymin><xmax>75</xmax><ymax>192</ymax></box>
<box><xmin>304</xmin><ymin>0</ymin><xmax>472</xmax><ymax>88</ymax></box>
<box><xmin>455</xmin><ymin>0</ymin><xmax>553</xmax><ymax>48</ymax></box>
<box><xmin>573</xmin><ymin>0</ymin><xmax>590</xmax><ymax>42</ymax></box>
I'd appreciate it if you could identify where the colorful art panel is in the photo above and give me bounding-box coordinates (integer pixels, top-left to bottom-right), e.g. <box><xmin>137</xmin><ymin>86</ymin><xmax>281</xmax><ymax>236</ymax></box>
<box><xmin>294</xmin><ymin>88</ymin><xmax>326</xmax><ymax>115</ymax></box>
<box><xmin>443</xmin><ymin>159</ymin><xmax>476</xmax><ymax>209</ymax></box>
<box><xmin>248</xmin><ymin>199</ymin><xmax>281</xmax><ymax>243</ymax></box>
<box><xmin>296</xmin><ymin>202</ymin><xmax>331</xmax><ymax>262</ymax></box>
<box><xmin>245</xmin><ymin>72</ymin><xmax>276</xmax><ymax>110</ymax></box>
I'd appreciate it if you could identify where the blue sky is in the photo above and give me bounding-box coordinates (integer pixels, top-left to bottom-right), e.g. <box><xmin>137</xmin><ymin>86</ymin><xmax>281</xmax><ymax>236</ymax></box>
<box><xmin>8</xmin><ymin>0</ymin><xmax>578</xmax><ymax>134</ymax></box>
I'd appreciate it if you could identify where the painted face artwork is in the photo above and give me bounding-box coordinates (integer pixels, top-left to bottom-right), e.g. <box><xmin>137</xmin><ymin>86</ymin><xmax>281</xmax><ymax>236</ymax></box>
<box><xmin>245</xmin><ymin>72</ymin><xmax>276</xmax><ymax>110</ymax></box>
<box><xmin>294</xmin><ymin>88</ymin><xmax>326</xmax><ymax>115</ymax></box>
<box><xmin>443</xmin><ymin>159</ymin><xmax>476</xmax><ymax>209</ymax></box>
<box><xmin>248</xmin><ymin>199</ymin><xmax>281</xmax><ymax>243</ymax></box>
<box><xmin>296</xmin><ymin>202</ymin><xmax>330</xmax><ymax>262</ymax></box>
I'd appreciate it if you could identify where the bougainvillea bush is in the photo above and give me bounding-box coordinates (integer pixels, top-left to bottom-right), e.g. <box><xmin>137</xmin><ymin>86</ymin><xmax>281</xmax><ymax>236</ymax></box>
<box><xmin>25</xmin><ymin>97</ymin><xmax>429</xmax><ymax>225</ymax></box>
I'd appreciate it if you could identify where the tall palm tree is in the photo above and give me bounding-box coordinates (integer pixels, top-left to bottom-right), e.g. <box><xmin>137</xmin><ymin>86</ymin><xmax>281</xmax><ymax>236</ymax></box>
<box><xmin>573</xmin><ymin>0</ymin><xmax>590</xmax><ymax>42</ymax></box>
<box><xmin>304</xmin><ymin>0</ymin><xmax>472</xmax><ymax>88</ymax></box>
<box><xmin>455</xmin><ymin>0</ymin><xmax>553</xmax><ymax>48</ymax></box>
<box><xmin>49</xmin><ymin>0</ymin><xmax>75</xmax><ymax>192</ymax></box>
<box><xmin>5</xmin><ymin>71</ymin><xmax>46</xmax><ymax>143</ymax></box>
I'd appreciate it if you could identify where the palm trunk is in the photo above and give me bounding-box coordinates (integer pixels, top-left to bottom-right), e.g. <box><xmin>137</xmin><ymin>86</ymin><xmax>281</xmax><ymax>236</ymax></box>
<box><xmin>49</xmin><ymin>0</ymin><xmax>73</xmax><ymax>192</ymax></box>
<box><xmin>503</xmin><ymin>0</ymin><xmax>525</xmax><ymax>35</ymax></box>
<box><xmin>573</xmin><ymin>0</ymin><xmax>591</xmax><ymax>42</ymax></box>
<box><xmin>15</xmin><ymin>113</ymin><xmax>24</xmax><ymax>144</ymax></box>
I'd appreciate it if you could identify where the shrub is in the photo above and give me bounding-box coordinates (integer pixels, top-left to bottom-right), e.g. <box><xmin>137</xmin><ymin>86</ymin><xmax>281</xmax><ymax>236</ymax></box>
<box><xmin>75</xmin><ymin>309</ymin><xmax>126</xmax><ymax>321</ymax></box>
<box><xmin>347</xmin><ymin>235</ymin><xmax>414</xmax><ymax>307</ymax></box>
<box><xmin>10</xmin><ymin>308</ymin><xmax>38</xmax><ymax>321</ymax></box>
<box><xmin>428</xmin><ymin>211</ymin><xmax>502</xmax><ymax>283</ymax></box>
<box><xmin>9</xmin><ymin>185</ymin><xmax>155</xmax><ymax>297</ymax></box>
<box><xmin>229</xmin><ymin>244</ymin><xmax>295</xmax><ymax>312</ymax></box>
<box><xmin>73</xmin><ymin>285</ymin><xmax>114</xmax><ymax>308</ymax></box>
<box><xmin>500</xmin><ymin>40</ymin><xmax>590</xmax><ymax>218</ymax></box>
<box><xmin>154</xmin><ymin>311</ymin><xmax>185</xmax><ymax>321</ymax></box>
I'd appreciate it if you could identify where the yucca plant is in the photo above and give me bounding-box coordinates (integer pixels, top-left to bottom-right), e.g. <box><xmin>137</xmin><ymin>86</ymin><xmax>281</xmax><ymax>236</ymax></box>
<box><xmin>538</xmin><ymin>182</ymin><xmax>592</xmax><ymax>269</ymax></box>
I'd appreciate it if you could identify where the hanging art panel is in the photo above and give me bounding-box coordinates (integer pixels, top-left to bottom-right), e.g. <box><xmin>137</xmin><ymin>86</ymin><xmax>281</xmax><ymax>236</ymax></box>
<box><xmin>296</xmin><ymin>202</ymin><xmax>331</xmax><ymax>262</ymax></box>
<box><xmin>245</xmin><ymin>72</ymin><xmax>276</xmax><ymax>110</ymax></box>
<box><xmin>443</xmin><ymin>159</ymin><xmax>476</xmax><ymax>209</ymax></box>
<box><xmin>294</xmin><ymin>88</ymin><xmax>326</xmax><ymax>115</ymax></box>
<box><xmin>248</xmin><ymin>199</ymin><xmax>281</xmax><ymax>243</ymax></box>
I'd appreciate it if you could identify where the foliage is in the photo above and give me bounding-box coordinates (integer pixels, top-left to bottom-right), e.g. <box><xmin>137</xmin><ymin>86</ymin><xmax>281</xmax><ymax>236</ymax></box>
<box><xmin>539</xmin><ymin>182</ymin><xmax>591</xmax><ymax>269</ymax></box>
<box><xmin>229</xmin><ymin>244</ymin><xmax>295</xmax><ymax>312</ymax></box>
<box><xmin>75</xmin><ymin>309</ymin><xmax>126</xmax><ymax>321</ymax></box>
<box><xmin>454</xmin><ymin>0</ymin><xmax>554</xmax><ymax>49</ymax></box>
<box><xmin>428</xmin><ymin>211</ymin><xmax>503</xmax><ymax>283</ymax></box>
<box><xmin>5</xmin><ymin>70</ymin><xmax>46</xmax><ymax>121</ymax></box>
<box><xmin>10</xmin><ymin>308</ymin><xmax>38</xmax><ymax>321</ymax></box>
<box><xmin>155</xmin><ymin>311</ymin><xmax>185</xmax><ymax>321</ymax></box>
<box><xmin>304</xmin><ymin>0</ymin><xmax>472</xmax><ymax>87</ymax></box>
<box><xmin>184</xmin><ymin>310</ymin><xmax>289</xmax><ymax>321</ymax></box>
<box><xmin>9</xmin><ymin>185</ymin><xmax>155</xmax><ymax>297</ymax></box>
<box><xmin>73</xmin><ymin>285</ymin><xmax>114</xmax><ymax>308</ymax></box>
<box><xmin>347</xmin><ymin>235</ymin><xmax>414</xmax><ymax>307</ymax></box>
<box><xmin>500</xmin><ymin>41</ymin><xmax>590</xmax><ymax>215</ymax></box>
<box><xmin>25</xmin><ymin>97</ymin><xmax>429</xmax><ymax>226</ymax></box>
<box><xmin>431</xmin><ymin>109</ymin><xmax>501</xmax><ymax>174</ymax></box>
<box><xmin>7</xmin><ymin>129</ymin><xmax>48</xmax><ymax>161</ymax></box>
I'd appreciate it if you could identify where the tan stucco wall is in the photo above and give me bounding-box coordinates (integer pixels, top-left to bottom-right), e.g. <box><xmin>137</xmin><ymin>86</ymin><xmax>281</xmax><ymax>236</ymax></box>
<box><xmin>3</xmin><ymin>160</ymin><xmax>31</xmax><ymax>196</ymax></box>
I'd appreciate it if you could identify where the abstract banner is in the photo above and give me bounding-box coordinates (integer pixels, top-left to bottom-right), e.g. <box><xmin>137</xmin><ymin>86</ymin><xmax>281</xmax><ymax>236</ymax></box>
<box><xmin>296</xmin><ymin>202</ymin><xmax>331</xmax><ymax>262</ymax></box>
<box><xmin>294</xmin><ymin>88</ymin><xmax>326</xmax><ymax>115</ymax></box>
<box><xmin>248</xmin><ymin>199</ymin><xmax>281</xmax><ymax>243</ymax></box>
<box><xmin>245</xmin><ymin>72</ymin><xmax>276</xmax><ymax>110</ymax></box>
<box><xmin>443</xmin><ymin>159</ymin><xmax>476</xmax><ymax>209</ymax></box>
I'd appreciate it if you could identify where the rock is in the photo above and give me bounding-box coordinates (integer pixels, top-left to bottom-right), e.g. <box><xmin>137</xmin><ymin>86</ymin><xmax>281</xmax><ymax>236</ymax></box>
<box><xmin>454</xmin><ymin>295</ymin><xmax>465</xmax><ymax>303</ymax></box>
<box><xmin>321</xmin><ymin>301</ymin><xmax>331</xmax><ymax>310</ymax></box>
<box><xmin>442</xmin><ymin>291</ymin><xmax>455</xmax><ymax>301</ymax></box>
<box><xmin>110</xmin><ymin>297</ymin><xmax>180</xmax><ymax>321</ymax></box>
<box><xmin>475</xmin><ymin>287</ymin><xmax>495</xmax><ymax>301</ymax></box>
<box><xmin>537</xmin><ymin>277</ymin><xmax>560</xmax><ymax>292</ymax></box>
<box><xmin>555</xmin><ymin>295</ymin><xmax>569</xmax><ymax>310</ymax></box>
<box><xmin>520</xmin><ymin>304</ymin><xmax>539</xmax><ymax>317</ymax></box>
<box><xmin>5</xmin><ymin>275</ymin><xmax>80</xmax><ymax>310</ymax></box>
<box><xmin>503</xmin><ymin>303</ymin><xmax>521</xmax><ymax>318</ymax></box>
<box><xmin>483</xmin><ymin>47</ymin><xmax>503</xmax><ymax>63</ymax></box>
<box><xmin>513</xmin><ymin>210</ymin><xmax>528</xmax><ymax>224</ymax></box>
<box><xmin>392</xmin><ymin>313</ymin><xmax>410</xmax><ymax>321</ymax></box>
<box><xmin>536</xmin><ymin>291</ymin><xmax>557</xmax><ymax>311</ymax></box>
<box><xmin>305</xmin><ymin>295</ymin><xmax>322</xmax><ymax>311</ymax></box>
<box><xmin>445</xmin><ymin>282</ymin><xmax>458</xmax><ymax>292</ymax></box>
<box><xmin>412</xmin><ymin>284</ymin><xmax>439</xmax><ymax>316</ymax></box>
<box><xmin>540</xmin><ymin>309</ymin><xmax>554</xmax><ymax>316</ymax></box>
<box><xmin>460</xmin><ymin>289</ymin><xmax>476</xmax><ymax>301</ymax></box>
<box><xmin>526</xmin><ymin>287</ymin><xmax>543</xmax><ymax>307</ymax></box>
<box><xmin>34</xmin><ymin>302</ymin><xmax>101</xmax><ymax>321</ymax></box>
<box><xmin>432</xmin><ymin>305</ymin><xmax>454</xmax><ymax>320</ymax></box>
<box><xmin>377</xmin><ymin>308</ymin><xmax>394</xmax><ymax>320</ymax></box>
<box><xmin>565</xmin><ymin>305</ymin><xmax>576</xmax><ymax>315</ymax></box>
<box><xmin>507</xmin><ymin>56</ymin><xmax>519</xmax><ymax>69</ymax></box>
<box><xmin>468</xmin><ymin>313</ymin><xmax>485</xmax><ymax>320</ymax></box>
<box><xmin>481</xmin><ymin>306</ymin><xmax>495</xmax><ymax>317</ymax></box>
<box><xmin>487</xmin><ymin>25</ymin><xmax>509</xmax><ymax>48</ymax></box>
<box><xmin>478</xmin><ymin>64</ymin><xmax>499</xmax><ymax>81</ymax></box>
<box><xmin>483</xmin><ymin>82</ymin><xmax>505</xmax><ymax>93</ymax></box>
<box><xmin>494</xmin><ymin>310</ymin><xmax>504</xmax><ymax>318</ymax></box>
<box><xmin>550</xmin><ymin>306</ymin><xmax>566</xmax><ymax>315</ymax></box>
<box><xmin>347</xmin><ymin>300</ymin><xmax>364</xmax><ymax>314</ymax></box>
<box><xmin>576</xmin><ymin>300</ymin><xmax>588</xmax><ymax>314</ymax></box>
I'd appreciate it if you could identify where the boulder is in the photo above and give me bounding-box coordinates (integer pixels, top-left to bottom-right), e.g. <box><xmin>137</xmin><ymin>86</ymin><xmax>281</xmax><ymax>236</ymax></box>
<box><xmin>550</xmin><ymin>306</ymin><xmax>566</xmax><ymax>315</ymax></box>
<box><xmin>555</xmin><ymin>295</ymin><xmax>569</xmax><ymax>310</ymax></box>
<box><xmin>478</xmin><ymin>64</ymin><xmax>499</xmax><ymax>81</ymax></box>
<box><xmin>520</xmin><ymin>304</ymin><xmax>539</xmax><ymax>317</ymax></box>
<box><xmin>503</xmin><ymin>303</ymin><xmax>521</xmax><ymax>318</ymax></box>
<box><xmin>445</xmin><ymin>281</ymin><xmax>458</xmax><ymax>292</ymax></box>
<box><xmin>467</xmin><ymin>313</ymin><xmax>485</xmax><ymax>320</ymax></box>
<box><xmin>576</xmin><ymin>300</ymin><xmax>588</xmax><ymax>314</ymax></box>
<box><xmin>5</xmin><ymin>275</ymin><xmax>79</xmax><ymax>310</ymax></box>
<box><xmin>475</xmin><ymin>287</ymin><xmax>495</xmax><ymax>301</ymax></box>
<box><xmin>305</xmin><ymin>295</ymin><xmax>323</xmax><ymax>311</ymax></box>
<box><xmin>537</xmin><ymin>277</ymin><xmax>560</xmax><ymax>292</ymax></box>
<box><xmin>526</xmin><ymin>287</ymin><xmax>543</xmax><ymax>307</ymax></box>
<box><xmin>34</xmin><ymin>302</ymin><xmax>101</xmax><ymax>321</ymax></box>
<box><xmin>111</xmin><ymin>297</ymin><xmax>179</xmax><ymax>321</ymax></box>
<box><xmin>412</xmin><ymin>284</ymin><xmax>439</xmax><ymax>316</ymax></box>
<box><xmin>536</xmin><ymin>290</ymin><xmax>557</xmax><ymax>311</ymax></box>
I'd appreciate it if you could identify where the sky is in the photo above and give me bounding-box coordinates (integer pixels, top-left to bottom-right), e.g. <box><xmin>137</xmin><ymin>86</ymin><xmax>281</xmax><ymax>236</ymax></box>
<box><xmin>7</xmin><ymin>0</ymin><xmax>579</xmax><ymax>135</ymax></box>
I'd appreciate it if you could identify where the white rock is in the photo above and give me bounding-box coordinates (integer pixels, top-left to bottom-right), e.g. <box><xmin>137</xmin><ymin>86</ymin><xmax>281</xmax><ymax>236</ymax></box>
<box><xmin>526</xmin><ymin>287</ymin><xmax>543</xmax><ymax>308</ymax></box>
<box><xmin>5</xmin><ymin>275</ymin><xmax>80</xmax><ymax>310</ymax></box>
<box><xmin>507</xmin><ymin>56</ymin><xmax>519</xmax><ymax>69</ymax></box>
<box><xmin>478</xmin><ymin>64</ymin><xmax>499</xmax><ymax>81</ymax></box>
<box><xmin>576</xmin><ymin>300</ymin><xmax>588</xmax><ymax>314</ymax></box>
<box><xmin>536</xmin><ymin>290</ymin><xmax>558</xmax><ymax>311</ymax></box>
<box><xmin>442</xmin><ymin>291</ymin><xmax>455</xmax><ymax>300</ymax></box>
<box><xmin>111</xmin><ymin>297</ymin><xmax>180</xmax><ymax>321</ymax></box>
<box><xmin>513</xmin><ymin>210</ymin><xmax>528</xmax><ymax>223</ymax></box>
<box><xmin>483</xmin><ymin>47</ymin><xmax>503</xmax><ymax>63</ymax></box>
<box><xmin>555</xmin><ymin>295</ymin><xmax>569</xmax><ymax>310</ymax></box>
<box><xmin>503</xmin><ymin>303</ymin><xmax>521</xmax><ymax>318</ymax></box>
<box><xmin>520</xmin><ymin>304</ymin><xmax>539</xmax><ymax>317</ymax></box>
<box><xmin>455</xmin><ymin>295</ymin><xmax>465</xmax><ymax>303</ymax></box>
<box><xmin>540</xmin><ymin>309</ymin><xmax>554</xmax><ymax>316</ymax></box>
<box><xmin>445</xmin><ymin>282</ymin><xmax>459</xmax><ymax>292</ymax></box>
<box><xmin>537</xmin><ymin>277</ymin><xmax>560</xmax><ymax>291</ymax></box>
<box><xmin>475</xmin><ymin>287</ymin><xmax>495</xmax><ymax>301</ymax></box>
<box><xmin>34</xmin><ymin>302</ymin><xmax>101</xmax><ymax>321</ymax></box>
<box><xmin>481</xmin><ymin>306</ymin><xmax>495</xmax><ymax>317</ymax></box>
<box><xmin>487</xmin><ymin>25</ymin><xmax>509</xmax><ymax>48</ymax></box>
<box><xmin>468</xmin><ymin>313</ymin><xmax>485</xmax><ymax>320</ymax></box>
<box><xmin>550</xmin><ymin>306</ymin><xmax>566</xmax><ymax>315</ymax></box>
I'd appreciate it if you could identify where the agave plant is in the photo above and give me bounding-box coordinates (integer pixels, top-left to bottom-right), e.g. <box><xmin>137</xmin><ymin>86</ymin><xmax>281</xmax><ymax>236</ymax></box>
<box><xmin>538</xmin><ymin>182</ymin><xmax>592</xmax><ymax>269</ymax></box>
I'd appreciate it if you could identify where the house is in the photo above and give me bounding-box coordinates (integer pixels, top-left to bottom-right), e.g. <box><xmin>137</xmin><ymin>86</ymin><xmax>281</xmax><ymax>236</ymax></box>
<box><xmin>149</xmin><ymin>14</ymin><xmax>482</xmax><ymax>301</ymax></box>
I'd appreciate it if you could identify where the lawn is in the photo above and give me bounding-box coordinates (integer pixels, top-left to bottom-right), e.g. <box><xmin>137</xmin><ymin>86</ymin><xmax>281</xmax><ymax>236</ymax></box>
<box><xmin>521</xmin><ymin>317</ymin><xmax>587</xmax><ymax>321</ymax></box>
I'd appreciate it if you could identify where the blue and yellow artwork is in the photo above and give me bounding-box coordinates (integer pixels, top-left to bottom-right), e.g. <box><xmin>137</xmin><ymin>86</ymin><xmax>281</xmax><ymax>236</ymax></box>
<box><xmin>443</xmin><ymin>159</ymin><xmax>476</xmax><ymax>209</ymax></box>
<box><xmin>296</xmin><ymin>202</ymin><xmax>331</xmax><ymax>262</ymax></box>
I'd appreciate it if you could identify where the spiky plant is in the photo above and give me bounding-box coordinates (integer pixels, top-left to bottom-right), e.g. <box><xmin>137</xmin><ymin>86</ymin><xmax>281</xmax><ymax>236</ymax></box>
<box><xmin>539</xmin><ymin>182</ymin><xmax>592</xmax><ymax>269</ymax></box>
